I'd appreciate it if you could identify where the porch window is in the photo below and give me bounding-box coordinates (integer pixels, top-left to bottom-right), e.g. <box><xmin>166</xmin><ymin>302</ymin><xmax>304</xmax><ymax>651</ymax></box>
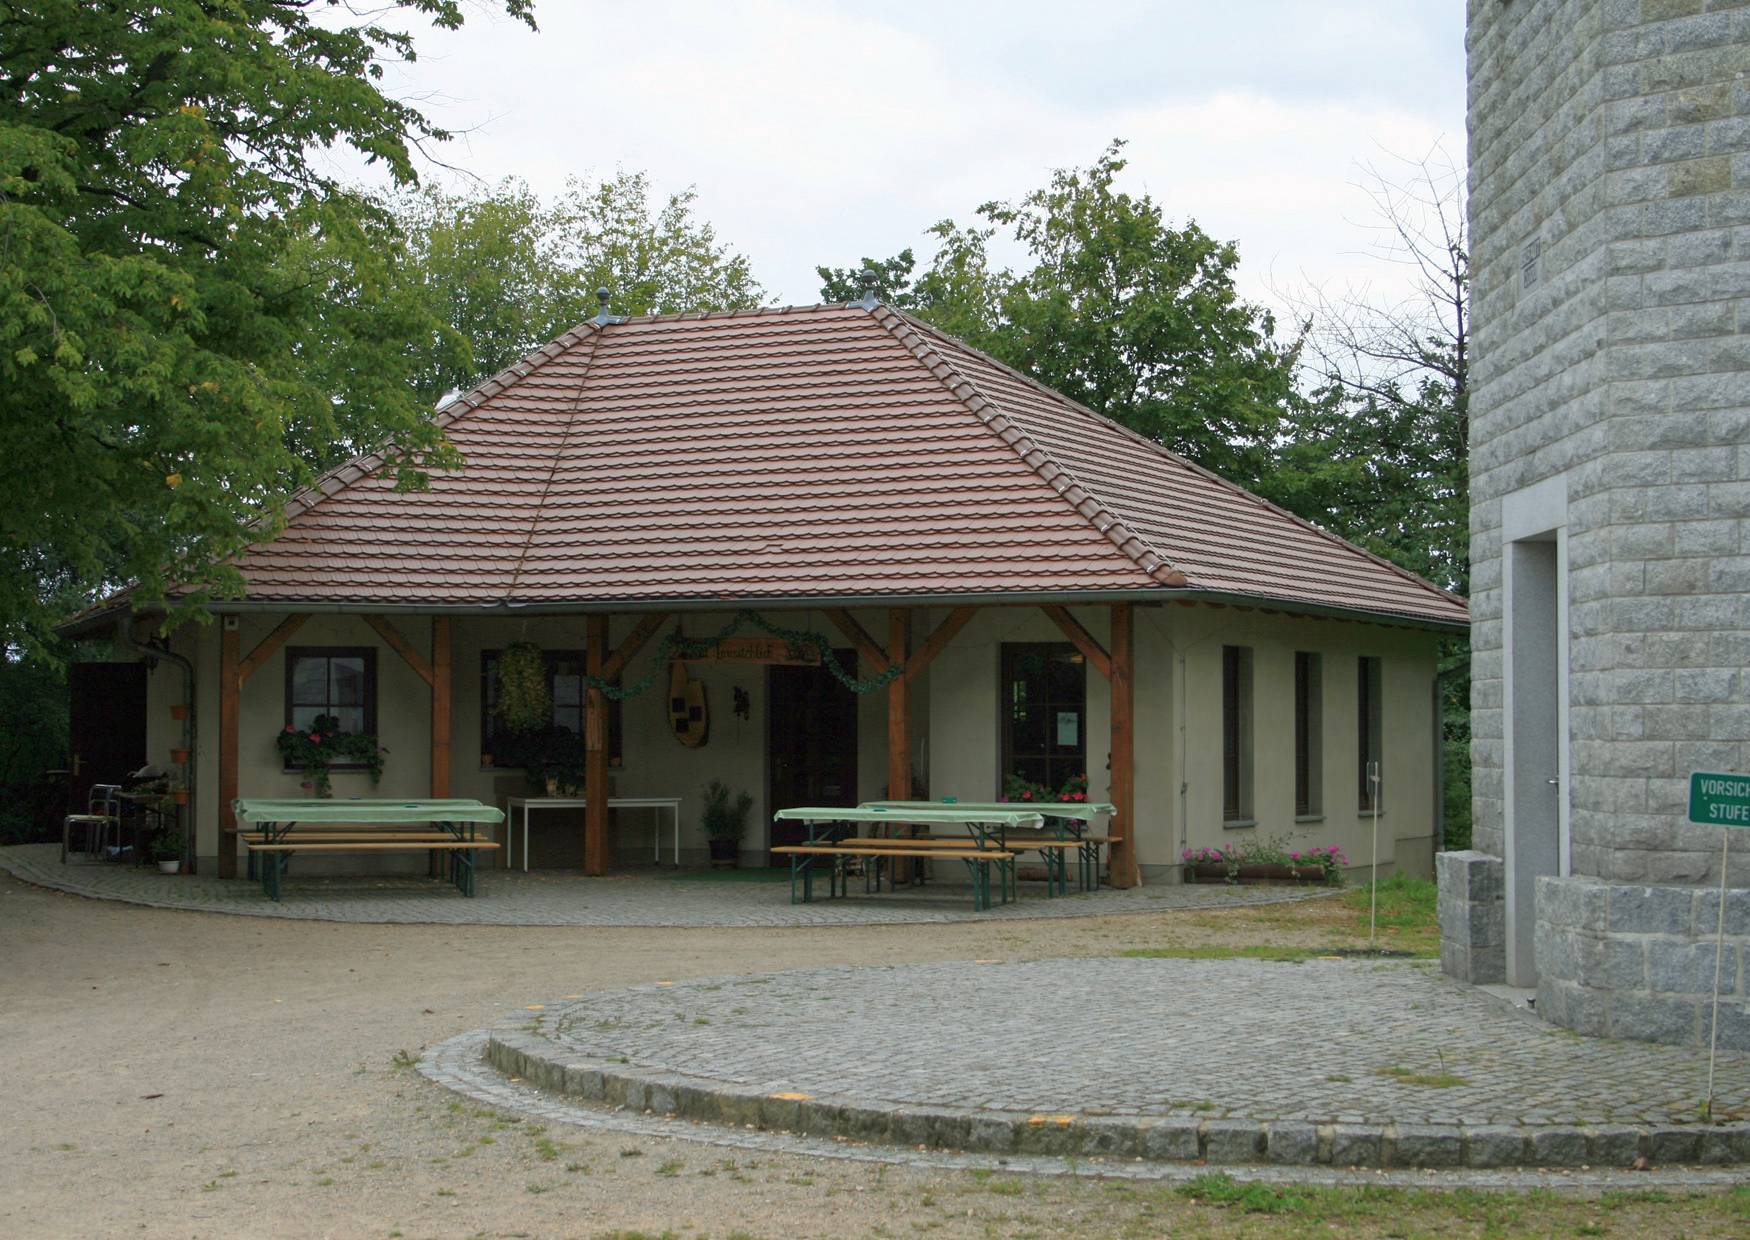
<box><xmin>284</xmin><ymin>647</ymin><xmax>377</xmax><ymax>763</ymax></box>
<box><xmin>481</xmin><ymin>649</ymin><xmax>622</xmax><ymax>766</ymax></box>
<box><xmin>1358</xmin><ymin>655</ymin><xmax>1383</xmax><ymax>812</ymax></box>
<box><xmin>1000</xmin><ymin>644</ymin><xmax>1086</xmax><ymax>797</ymax></box>
<box><xmin>1222</xmin><ymin>645</ymin><xmax>1254</xmax><ymax>823</ymax></box>
<box><xmin>1294</xmin><ymin>651</ymin><xmax>1323</xmax><ymax>818</ymax></box>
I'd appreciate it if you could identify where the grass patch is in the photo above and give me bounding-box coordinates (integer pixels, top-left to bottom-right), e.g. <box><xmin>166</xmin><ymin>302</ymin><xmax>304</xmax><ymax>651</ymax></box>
<box><xmin>1374</xmin><ymin>1064</ymin><xmax>1469</xmax><ymax>1089</ymax></box>
<box><xmin>1121</xmin><ymin>945</ymin><xmax>1325</xmax><ymax>963</ymax></box>
<box><xmin>1340</xmin><ymin>874</ymin><xmax>1439</xmax><ymax>955</ymax></box>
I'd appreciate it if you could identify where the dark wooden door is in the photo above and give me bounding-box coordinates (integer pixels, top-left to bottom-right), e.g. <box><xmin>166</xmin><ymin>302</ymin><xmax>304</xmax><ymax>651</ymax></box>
<box><xmin>67</xmin><ymin>662</ymin><xmax>148</xmax><ymax>809</ymax></box>
<box><xmin>766</xmin><ymin>651</ymin><xmax>858</xmax><ymax>858</ymax></box>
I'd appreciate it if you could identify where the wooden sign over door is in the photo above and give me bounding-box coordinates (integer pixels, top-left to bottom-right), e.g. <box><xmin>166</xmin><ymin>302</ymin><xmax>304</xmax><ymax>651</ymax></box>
<box><xmin>683</xmin><ymin>637</ymin><xmax>821</xmax><ymax>666</ymax></box>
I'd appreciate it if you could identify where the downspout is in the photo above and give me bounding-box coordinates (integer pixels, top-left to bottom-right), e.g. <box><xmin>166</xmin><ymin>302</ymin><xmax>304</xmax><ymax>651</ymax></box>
<box><xmin>117</xmin><ymin>618</ymin><xmax>197</xmax><ymax>874</ymax></box>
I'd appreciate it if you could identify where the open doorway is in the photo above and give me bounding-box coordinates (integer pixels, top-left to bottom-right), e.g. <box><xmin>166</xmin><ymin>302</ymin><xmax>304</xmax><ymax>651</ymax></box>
<box><xmin>766</xmin><ymin>651</ymin><xmax>858</xmax><ymax>860</ymax></box>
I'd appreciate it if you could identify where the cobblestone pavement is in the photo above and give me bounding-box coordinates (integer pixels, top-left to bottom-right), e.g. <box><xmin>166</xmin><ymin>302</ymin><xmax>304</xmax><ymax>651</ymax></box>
<box><xmin>528</xmin><ymin>958</ymin><xmax>1749</xmax><ymax>1128</ymax></box>
<box><xmin>423</xmin><ymin>1030</ymin><xmax>1750</xmax><ymax>1189</ymax></box>
<box><xmin>0</xmin><ymin>844</ymin><xmax>1327</xmax><ymax>926</ymax></box>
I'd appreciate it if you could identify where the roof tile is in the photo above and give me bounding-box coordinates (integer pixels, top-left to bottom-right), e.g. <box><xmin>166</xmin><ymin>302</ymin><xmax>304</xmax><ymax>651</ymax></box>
<box><xmin>228</xmin><ymin>303</ymin><xmax>1466</xmax><ymax>626</ymax></box>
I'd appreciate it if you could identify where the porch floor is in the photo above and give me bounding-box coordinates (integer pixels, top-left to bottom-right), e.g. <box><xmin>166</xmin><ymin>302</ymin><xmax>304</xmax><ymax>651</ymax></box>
<box><xmin>0</xmin><ymin>844</ymin><xmax>1329</xmax><ymax>927</ymax></box>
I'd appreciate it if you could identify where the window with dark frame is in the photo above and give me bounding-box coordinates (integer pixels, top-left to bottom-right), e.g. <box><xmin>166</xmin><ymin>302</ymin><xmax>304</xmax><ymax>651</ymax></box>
<box><xmin>480</xmin><ymin>649</ymin><xmax>622</xmax><ymax>766</ymax></box>
<box><xmin>1000</xmin><ymin>643</ymin><xmax>1087</xmax><ymax>795</ymax></box>
<box><xmin>1358</xmin><ymin>655</ymin><xmax>1383</xmax><ymax>812</ymax></box>
<box><xmin>284</xmin><ymin>647</ymin><xmax>377</xmax><ymax>767</ymax></box>
<box><xmin>1294</xmin><ymin>651</ymin><xmax>1323</xmax><ymax>818</ymax></box>
<box><xmin>1222</xmin><ymin>645</ymin><xmax>1254</xmax><ymax>823</ymax></box>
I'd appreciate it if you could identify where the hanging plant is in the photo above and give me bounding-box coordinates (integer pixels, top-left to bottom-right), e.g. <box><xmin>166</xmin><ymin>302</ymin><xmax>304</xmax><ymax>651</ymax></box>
<box><xmin>495</xmin><ymin>641</ymin><xmax>551</xmax><ymax>734</ymax></box>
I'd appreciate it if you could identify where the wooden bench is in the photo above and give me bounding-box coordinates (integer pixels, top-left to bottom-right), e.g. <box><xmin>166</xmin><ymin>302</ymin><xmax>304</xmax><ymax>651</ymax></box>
<box><xmin>829</xmin><ymin>835</ymin><xmax>1086</xmax><ymax>894</ymax></box>
<box><xmin>242</xmin><ymin>833</ymin><xmax>499</xmax><ymax>899</ymax></box>
<box><xmin>771</xmin><ymin>843</ymin><xmax>1015</xmax><ymax>911</ymax></box>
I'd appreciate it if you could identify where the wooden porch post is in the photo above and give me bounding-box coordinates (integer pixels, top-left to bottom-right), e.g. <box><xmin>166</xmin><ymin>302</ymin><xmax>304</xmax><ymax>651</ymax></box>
<box><xmin>1109</xmin><ymin>603</ymin><xmax>1139</xmax><ymax>888</ymax></box>
<box><xmin>430</xmin><ymin>617</ymin><xmax>452</xmax><ymax>798</ymax></box>
<box><xmin>584</xmin><ymin>614</ymin><xmax>610</xmax><ymax>876</ymax></box>
<box><xmin>218</xmin><ymin>624</ymin><xmax>239</xmax><ymax>879</ymax></box>
<box><xmin>886</xmin><ymin>609</ymin><xmax>909</xmax><ymax>801</ymax></box>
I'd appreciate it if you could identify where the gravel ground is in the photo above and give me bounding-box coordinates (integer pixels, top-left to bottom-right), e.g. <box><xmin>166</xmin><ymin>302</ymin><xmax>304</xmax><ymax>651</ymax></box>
<box><xmin>2</xmin><ymin>871</ymin><xmax>1743</xmax><ymax>1240</ymax></box>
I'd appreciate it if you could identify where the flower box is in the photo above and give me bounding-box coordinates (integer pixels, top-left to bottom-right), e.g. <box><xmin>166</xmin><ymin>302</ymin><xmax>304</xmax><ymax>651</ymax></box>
<box><xmin>1187</xmin><ymin>862</ymin><xmax>1327</xmax><ymax>884</ymax></box>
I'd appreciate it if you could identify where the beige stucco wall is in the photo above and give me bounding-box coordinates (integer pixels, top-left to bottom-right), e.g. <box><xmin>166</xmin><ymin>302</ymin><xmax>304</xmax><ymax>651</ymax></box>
<box><xmin>153</xmin><ymin>602</ymin><xmax>1439</xmax><ymax>882</ymax></box>
<box><xmin>1160</xmin><ymin>606</ymin><xmax>1442</xmax><ymax>882</ymax></box>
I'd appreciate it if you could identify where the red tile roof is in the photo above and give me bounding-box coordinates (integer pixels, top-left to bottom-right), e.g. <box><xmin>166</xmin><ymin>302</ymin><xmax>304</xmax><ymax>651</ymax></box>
<box><xmin>226</xmin><ymin>303</ymin><xmax>1466</xmax><ymax>627</ymax></box>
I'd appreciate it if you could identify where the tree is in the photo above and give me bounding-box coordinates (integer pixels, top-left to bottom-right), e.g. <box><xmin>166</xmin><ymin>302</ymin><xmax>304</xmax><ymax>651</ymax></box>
<box><xmin>817</xmin><ymin>142</ymin><xmax>1302</xmax><ymax>489</ymax></box>
<box><xmin>817</xmin><ymin>248</ymin><xmax>922</xmax><ymax>309</ymax></box>
<box><xmin>0</xmin><ymin>0</ymin><xmax>535</xmax><ymax>653</ymax></box>
<box><xmin>393</xmin><ymin>173</ymin><xmax>764</xmax><ymax>405</ymax></box>
<box><xmin>1272</xmin><ymin>148</ymin><xmax>1472</xmax><ymax>846</ymax></box>
<box><xmin>1272</xmin><ymin>149</ymin><xmax>1469</xmax><ymax>596</ymax></box>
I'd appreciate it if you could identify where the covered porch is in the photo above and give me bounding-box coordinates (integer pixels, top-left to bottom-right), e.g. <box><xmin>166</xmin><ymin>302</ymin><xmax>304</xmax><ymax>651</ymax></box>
<box><xmin>201</xmin><ymin>601</ymin><xmax>1142</xmax><ymax>886</ymax></box>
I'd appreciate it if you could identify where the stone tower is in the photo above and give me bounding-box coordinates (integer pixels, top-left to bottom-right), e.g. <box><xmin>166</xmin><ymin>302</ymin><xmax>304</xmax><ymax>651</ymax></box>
<box><xmin>1445</xmin><ymin>0</ymin><xmax>1750</xmax><ymax>1048</ymax></box>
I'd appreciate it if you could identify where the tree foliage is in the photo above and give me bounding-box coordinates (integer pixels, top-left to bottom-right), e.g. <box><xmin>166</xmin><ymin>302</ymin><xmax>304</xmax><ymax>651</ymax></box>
<box><xmin>392</xmin><ymin>172</ymin><xmax>763</xmax><ymax>405</ymax></box>
<box><xmin>817</xmin><ymin>142</ymin><xmax>1302</xmax><ymax>489</ymax></box>
<box><xmin>1273</xmin><ymin>151</ymin><xmax>1469</xmax><ymax>597</ymax></box>
<box><xmin>0</xmin><ymin>0</ymin><xmax>535</xmax><ymax>651</ymax></box>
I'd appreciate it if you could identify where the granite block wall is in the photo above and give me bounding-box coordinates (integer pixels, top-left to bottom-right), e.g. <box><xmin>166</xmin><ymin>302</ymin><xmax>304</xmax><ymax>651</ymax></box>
<box><xmin>1468</xmin><ymin>0</ymin><xmax>1750</xmax><ymax>890</ymax></box>
<box><xmin>1452</xmin><ymin>0</ymin><xmax>1750</xmax><ymax>1041</ymax></box>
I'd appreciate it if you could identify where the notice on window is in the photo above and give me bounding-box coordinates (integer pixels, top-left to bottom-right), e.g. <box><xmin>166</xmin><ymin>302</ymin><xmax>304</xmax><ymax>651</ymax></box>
<box><xmin>1056</xmin><ymin>712</ymin><xmax>1079</xmax><ymax>746</ymax></box>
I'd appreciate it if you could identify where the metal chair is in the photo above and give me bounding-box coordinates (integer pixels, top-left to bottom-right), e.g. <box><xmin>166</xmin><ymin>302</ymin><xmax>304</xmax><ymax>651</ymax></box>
<box><xmin>61</xmin><ymin>783</ymin><xmax>122</xmax><ymax>864</ymax></box>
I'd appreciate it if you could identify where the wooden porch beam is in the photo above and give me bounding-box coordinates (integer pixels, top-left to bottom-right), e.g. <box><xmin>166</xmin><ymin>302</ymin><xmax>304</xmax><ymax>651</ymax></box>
<box><xmin>1041</xmin><ymin>605</ymin><xmax>1112</xmax><ymax>681</ymax></box>
<box><xmin>430</xmin><ymin>617</ymin><xmax>451</xmax><ymax>798</ymax></box>
<box><xmin>1109</xmin><ymin>603</ymin><xmax>1139</xmax><ymax>889</ymax></box>
<box><xmin>584</xmin><ymin>615</ymin><xmax>610</xmax><ymax>877</ymax></box>
<box><xmin>903</xmin><ymin>606</ymin><xmax>977</xmax><ymax>682</ymax></box>
<box><xmin>238</xmin><ymin>613</ymin><xmax>310</xmax><ymax>684</ymax></box>
<box><xmin>886</xmin><ymin>609</ymin><xmax>910</xmax><ymax>801</ymax></box>
<box><xmin>824</xmin><ymin>608</ymin><xmax>890</xmax><ymax>672</ymax></box>
<box><xmin>602</xmin><ymin>612</ymin><xmax>670</xmax><ymax>681</ymax></box>
<box><xmin>219</xmin><ymin>623</ymin><xmax>240</xmax><ymax>879</ymax></box>
<box><xmin>363</xmin><ymin>615</ymin><xmax>434</xmax><ymax>686</ymax></box>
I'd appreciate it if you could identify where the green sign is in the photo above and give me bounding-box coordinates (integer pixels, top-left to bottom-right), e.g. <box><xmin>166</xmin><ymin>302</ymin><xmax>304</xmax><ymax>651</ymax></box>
<box><xmin>1687</xmin><ymin>772</ymin><xmax>1750</xmax><ymax>827</ymax></box>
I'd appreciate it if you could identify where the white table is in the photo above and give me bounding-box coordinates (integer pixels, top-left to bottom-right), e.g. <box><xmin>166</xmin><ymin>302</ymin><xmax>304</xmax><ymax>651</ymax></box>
<box><xmin>503</xmin><ymin>796</ymin><xmax>683</xmax><ymax>871</ymax></box>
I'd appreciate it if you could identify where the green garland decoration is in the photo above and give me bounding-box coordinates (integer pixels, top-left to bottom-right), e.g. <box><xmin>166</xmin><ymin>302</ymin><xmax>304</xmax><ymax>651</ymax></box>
<box><xmin>585</xmin><ymin>610</ymin><xmax>903</xmax><ymax>700</ymax></box>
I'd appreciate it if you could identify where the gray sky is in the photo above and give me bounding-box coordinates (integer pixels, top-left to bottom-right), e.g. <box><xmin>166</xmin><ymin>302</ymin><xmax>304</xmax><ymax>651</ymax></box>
<box><xmin>361</xmin><ymin>1</ymin><xmax>1466</xmax><ymax>313</ymax></box>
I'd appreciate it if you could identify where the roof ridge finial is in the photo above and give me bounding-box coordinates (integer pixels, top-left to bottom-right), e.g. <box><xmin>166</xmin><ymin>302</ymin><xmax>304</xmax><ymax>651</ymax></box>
<box><xmin>594</xmin><ymin>287</ymin><xmax>617</xmax><ymax>326</ymax></box>
<box><xmin>854</xmin><ymin>270</ymin><xmax>879</xmax><ymax>311</ymax></box>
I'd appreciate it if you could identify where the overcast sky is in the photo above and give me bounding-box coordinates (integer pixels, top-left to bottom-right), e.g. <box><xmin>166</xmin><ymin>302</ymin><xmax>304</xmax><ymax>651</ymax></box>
<box><xmin>357</xmin><ymin>1</ymin><xmax>1466</xmax><ymax>315</ymax></box>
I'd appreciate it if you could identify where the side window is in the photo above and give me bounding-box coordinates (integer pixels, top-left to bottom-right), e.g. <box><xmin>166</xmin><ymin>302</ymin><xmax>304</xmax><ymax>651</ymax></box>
<box><xmin>481</xmin><ymin>649</ymin><xmax>622</xmax><ymax>766</ymax></box>
<box><xmin>1295</xmin><ymin>652</ymin><xmax>1324</xmax><ymax>818</ymax></box>
<box><xmin>284</xmin><ymin>647</ymin><xmax>377</xmax><ymax>762</ymax></box>
<box><xmin>1358</xmin><ymin>655</ymin><xmax>1383</xmax><ymax>812</ymax></box>
<box><xmin>1001</xmin><ymin>643</ymin><xmax>1087</xmax><ymax>797</ymax></box>
<box><xmin>1222</xmin><ymin>645</ymin><xmax>1254</xmax><ymax>823</ymax></box>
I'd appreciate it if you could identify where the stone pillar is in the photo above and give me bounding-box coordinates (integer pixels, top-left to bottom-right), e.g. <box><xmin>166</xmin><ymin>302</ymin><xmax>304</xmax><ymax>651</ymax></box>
<box><xmin>1438</xmin><ymin>850</ymin><xmax>1506</xmax><ymax>984</ymax></box>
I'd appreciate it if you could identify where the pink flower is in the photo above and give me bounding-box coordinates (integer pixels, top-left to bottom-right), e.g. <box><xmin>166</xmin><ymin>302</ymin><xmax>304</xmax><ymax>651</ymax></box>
<box><xmin>1021</xmin><ymin>790</ymin><xmax>1033</xmax><ymax>801</ymax></box>
<box><xmin>308</xmin><ymin>734</ymin><xmax>322</xmax><ymax>744</ymax></box>
<box><xmin>283</xmin><ymin>725</ymin><xmax>295</xmax><ymax>733</ymax></box>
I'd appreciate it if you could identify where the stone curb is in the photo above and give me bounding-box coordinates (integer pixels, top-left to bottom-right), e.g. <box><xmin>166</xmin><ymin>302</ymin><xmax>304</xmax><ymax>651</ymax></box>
<box><xmin>484</xmin><ymin>1019</ymin><xmax>1750</xmax><ymax>1170</ymax></box>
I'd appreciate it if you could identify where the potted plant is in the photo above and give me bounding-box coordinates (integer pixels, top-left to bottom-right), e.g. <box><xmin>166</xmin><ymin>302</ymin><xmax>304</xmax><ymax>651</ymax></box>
<box><xmin>700</xmin><ymin>779</ymin><xmax>753</xmax><ymax>868</ymax></box>
<box><xmin>155</xmin><ymin>828</ymin><xmax>185</xmax><ymax>874</ymax></box>
<box><xmin>275</xmin><ymin>713</ymin><xmax>387</xmax><ymax>797</ymax></box>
